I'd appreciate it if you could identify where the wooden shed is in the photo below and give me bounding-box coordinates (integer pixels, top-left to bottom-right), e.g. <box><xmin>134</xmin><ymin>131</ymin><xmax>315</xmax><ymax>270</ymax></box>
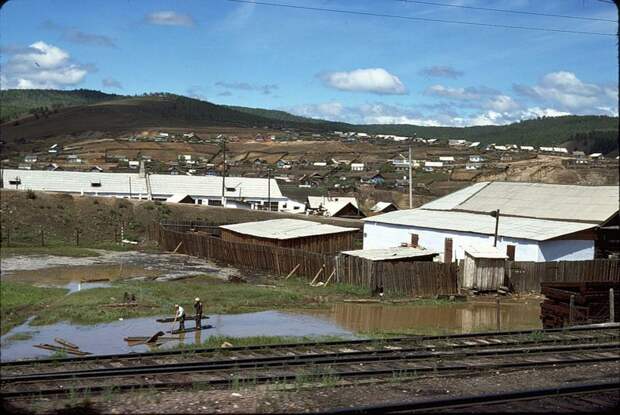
<box><xmin>461</xmin><ymin>245</ymin><xmax>508</xmax><ymax>291</ymax></box>
<box><xmin>219</xmin><ymin>218</ymin><xmax>358</xmax><ymax>254</ymax></box>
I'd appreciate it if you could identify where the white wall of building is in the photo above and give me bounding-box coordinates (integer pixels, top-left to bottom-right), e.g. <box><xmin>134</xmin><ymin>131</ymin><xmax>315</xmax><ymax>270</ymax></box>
<box><xmin>363</xmin><ymin>222</ymin><xmax>594</xmax><ymax>262</ymax></box>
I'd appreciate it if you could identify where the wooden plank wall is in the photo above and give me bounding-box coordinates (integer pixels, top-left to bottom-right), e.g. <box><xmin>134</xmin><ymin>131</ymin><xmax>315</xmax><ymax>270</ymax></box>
<box><xmin>508</xmin><ymin>259</ymin><xmax>620</xmax><ymax>293</ymax></box>
<box><xmin>154</xmin><ymin>223</ymin><xmax>457</xmax><ymax>296</ymax></box>
<box><xmin>335</xmin><ymin>255</ymin><xmax>458</xmax><ymax>296</ymax></box>
<box><xmin>158</xmin><ymin>224</ymin><xmax>335</xmax><ymax>279</ymax></box>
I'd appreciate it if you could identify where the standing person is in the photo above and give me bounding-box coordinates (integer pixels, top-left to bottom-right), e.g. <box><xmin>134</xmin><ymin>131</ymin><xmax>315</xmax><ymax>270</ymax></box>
<box><xmin>174</xmin><ymin>304</ymin><xmax>186</xmax><ymax>331</ymax></box>
<box><xmin>193</xmin><ymin>297</ymin><xmax>203</xmax><ymax>329</ymax></box>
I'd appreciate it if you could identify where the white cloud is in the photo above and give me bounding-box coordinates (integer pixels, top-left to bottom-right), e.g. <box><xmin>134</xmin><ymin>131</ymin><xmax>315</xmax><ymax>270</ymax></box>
<box><xmin>1</xmin><ymin>41</ymin><xmax>90</xmax><ymax>89</ymax></box>
<box><xmin>321</xmin><ymin>68</ymin><xmax>407</xmax><ymax>95</ymax></box>
<box><xmin>425</xmin><ymin>84</ymin><xmax>479</xmax><ymax>100</ymax></box>
<box><xmin>146</xmin><ymin>11</ymin><xmax>195</xmax><ymax>27</ymax></box>
<box><xmin>484</xmin><ymin>95</ymin><xmax>520</xmax><ymax>112</ymax></box>
<box><xmin>514</xmin><ymin>71</ymin><xmax>617</xmax><ymax>114</ymax></box>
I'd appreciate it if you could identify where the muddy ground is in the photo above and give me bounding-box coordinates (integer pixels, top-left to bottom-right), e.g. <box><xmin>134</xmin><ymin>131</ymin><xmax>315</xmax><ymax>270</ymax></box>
<box><xmin>6</xmin><ymin>362</ymin><xmax>618</xmax><ymax>414</ymax></box>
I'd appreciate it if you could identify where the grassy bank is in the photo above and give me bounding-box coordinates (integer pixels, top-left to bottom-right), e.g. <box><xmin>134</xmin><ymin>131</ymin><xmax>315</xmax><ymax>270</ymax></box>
<box><xmin>2</xmin><ymin>275</ymin><xmax>370</xmax><ymax>329</ymax></box>
<box><xmin>1</xmin><ymin>282</ymin><xmax>68</xmax><ymax>334</ymax></box>
<box><xmin>173</xmin><ymin>335</ymin><xmax>351</xmax><ymax>351</ymax></box>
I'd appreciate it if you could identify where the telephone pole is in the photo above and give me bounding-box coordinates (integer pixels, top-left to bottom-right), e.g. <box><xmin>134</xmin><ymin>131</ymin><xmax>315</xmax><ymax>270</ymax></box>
<box><xmin>267</xmin><ymin>168</ymin><xmax>271</xmax><ymax>211</ymax></box>
<box><xmin>408</xmin><ymin>145</ymin><xmax>413</xmax><ymax>209</ymax></box>
<box><xmin>220</xmin><ymin>136</ymin><xmax>227</xmax><ymax>205</ymax></box>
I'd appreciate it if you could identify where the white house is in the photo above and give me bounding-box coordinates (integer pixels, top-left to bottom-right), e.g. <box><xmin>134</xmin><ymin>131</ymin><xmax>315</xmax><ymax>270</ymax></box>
<box><xmin>469</xmin><ymin>155</ymin><xmax>484</xmax><ymax>163</ymax></box>
<box><xmin>494</xmin><ymin>145</ymin><xmax>508</xmax><ymax>151</ymax></box>
<box><xmin>362</xmin><ymin>182</ymin><xmax>618</xmax><ymax>262</ymax></box>
<box><xmin>469</xmin><ymin>142</ymin><xmax>480</xmax><ymax>148</ymax></box>
<box><xmin>24</xmin><ymin>155</ymin><xmax>38</xmax><ymax>163</ymax></box>
<box><xmin>539</xmin><ymin>147</ymin><xmax>554</xmax><ymax>152</ymax></box>
<box><xmin>520</xmin><ymin>146</ymin><xmax>535</xmax><ymax>151</ymax></box>
<box><xmin>553</xmin><ymin>147</ymin><xmax>569</xmax><ymax>154</ymax></box>
<box><xmin>439</xmin><ymin>156</ymin><xmax>455</xmax><ymax>163</ymax></box>
<box><xmin>313</xmin><ymin>161</ymin><xmax>327</xmax><ymax>167</ymax></box>
<box><xmin>350</xmin><ymin>163</ymin><xmax>365</xmax><ymax>171</ymax></box>
<box><xmin>424</xmin><ymin>161</ymin><xmax>444</xmax><ymax>168</ymax></box>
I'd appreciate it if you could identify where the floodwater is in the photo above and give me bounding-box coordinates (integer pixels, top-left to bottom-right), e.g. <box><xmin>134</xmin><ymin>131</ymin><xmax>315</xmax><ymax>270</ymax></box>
<box><xmin>0</xmin><ymin>300</ymin><xmax>543</xmax><ymax>361</ymax></box>
<box><xmin>0</xmin><ymin>311</ymin><xmax>355</xmax><ymax>361</ymax></box>
<box><xmin>305</xmin><ymin>300</ymin><xmax>542</xmax><ymax>334</ymax></box>
<box><xmin>1</xmin><ymin>250</ymin><xmax>239</xmax><ymax>292</ymax></box>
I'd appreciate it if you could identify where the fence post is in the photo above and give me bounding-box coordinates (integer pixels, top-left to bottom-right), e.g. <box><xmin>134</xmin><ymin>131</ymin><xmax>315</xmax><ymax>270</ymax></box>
<box><xmin>6</xmin><ymin>226</ymin><xmax>10</xmax><ymax>247</ymax></box>
<box><xmin>496</xmin><ymin>297</ymin><xmax>501</xmax><ymax>332</ymax></box>
<box><xmin>75</xmin><ymin>228</ymin><xmax>80</xmax><ymax>247</ymax></box>
<box><xmin>444</xmin><ymin>238</ymin><xmax>453</xmax><ymax>264</ymax></box>
<box><xmin>610</xmin><ymin>288</ymin><xmax>615</xmax><ymax>323</ymax></box>
<box><xmin>40</xmin><ymin>227</ymin><xmax>44</xmax><ymax>247</ymax></box>
<box><xmin>569</xmin><ymin>294</ymin><xmax>575</xmax><ymax>326</ymax></box>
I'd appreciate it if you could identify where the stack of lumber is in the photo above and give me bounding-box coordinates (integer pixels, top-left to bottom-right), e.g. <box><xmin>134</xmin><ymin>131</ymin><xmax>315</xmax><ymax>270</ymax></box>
<box><xmin>540</xmin><ymin>282</ymin><xmax>620</xmax><ymax>329</ymax></box>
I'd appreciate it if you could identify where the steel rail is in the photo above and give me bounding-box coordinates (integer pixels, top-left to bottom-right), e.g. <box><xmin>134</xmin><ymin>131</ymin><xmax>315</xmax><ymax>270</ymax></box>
<box><xmin>320</xmin><ymin>381</ymin><xmax>620</xmax><ymax>414</ymax></box>
<box><xmin>2</xmin><ymin>324</ymin><xmax>618</xmax><ymax>367</ymax></box>
<box><xmin>3</xmin><ymin>353</ymin><xmax>619</xmax><ymax>399</ymax></box>
<box><xmin>3</xmin><ymin>341</ymin><xmax>618</xmax><ymax>383</ymax></box>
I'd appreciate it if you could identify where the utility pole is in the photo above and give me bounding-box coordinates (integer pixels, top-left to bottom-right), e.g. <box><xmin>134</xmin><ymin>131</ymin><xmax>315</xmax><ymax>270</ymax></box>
<box><xmin>129</xmin><ymin>177</ymin><xmax>132</xmax><ymax>199</ymax></box>
<box><xmin>492</xmin><ymin>209</ymin><xmax>500</xmax><ymax>247</ymax></box>
<box><xmin>408</xmin><ymin>145</ymin><xmax>413</xmax><ymax>209</ymax></box>
<box><xmin>220</xmin><ymin>136</ymin><xmax>226</xmax><ymax>205</ymax></box>
<box><xmin>267</xmin><ymin>168</ymin><xmax>271</xmax><ymax>211</ymax></box>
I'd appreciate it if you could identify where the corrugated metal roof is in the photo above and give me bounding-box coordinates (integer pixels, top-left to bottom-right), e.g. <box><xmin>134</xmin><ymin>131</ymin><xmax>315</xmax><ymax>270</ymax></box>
<box><xmin>464</xmin><ymin>245</ymin><xmax>508</xmax><ymax>259</ymax></box>
<box><xmin>363</xmin><ymin>209</ymin><xmax>596</xmax><ymax>241</ymax></box>
<box><xmin>220</xmin><ymin>218</ymin><xmax>358</xmax><ymax>240</ymax></box>
<box><xmin>2</xmin><ymin>169</ymin><xmax>283</xmax><ymax>199</ymax></box>
<box><xmin>371</xmin><ymin>202</ymin><xmax>396</xmax><ymax>212</ymax></box>
<box><xmin>454</xmin><ymin>182</ymin><xmax>618</xmax><ymax>223</ymax></box>
<box><xmin>421</xmin><ymin>182</ymin><xmax>490</xmax><ymax>210</ymax></box>
<box><xmin>341</xmin><ymin>246</ymin><xmax>437</xmax><ymax>261</ymax></box>
<box><xmin>307</xmin><ymin>196</ymin><xmax>359</xmax><ymax>216</ymax></box>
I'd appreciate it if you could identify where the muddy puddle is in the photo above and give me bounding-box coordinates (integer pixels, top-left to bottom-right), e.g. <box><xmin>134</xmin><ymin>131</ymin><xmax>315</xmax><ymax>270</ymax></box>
<box><xmin>1</xmin><ymin>250</ymin><xmax>239</xmax><ymax>292</ymax></box>
<box><xmin>304</xmin><ymin>301</ymin><xmax>542</xmax><ymax>334</ymax></box>
<box><xmin>0</xmin><ymin>311</ymin><xmax>355</xmax><ymax>361</ymax></box>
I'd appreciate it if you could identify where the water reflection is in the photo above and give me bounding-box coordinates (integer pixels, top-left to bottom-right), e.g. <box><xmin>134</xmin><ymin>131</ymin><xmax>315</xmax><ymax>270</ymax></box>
<box><xmin>305</xmin><ymin>301</ymin><xmax>542</xmax><ymax>334</ymax></box>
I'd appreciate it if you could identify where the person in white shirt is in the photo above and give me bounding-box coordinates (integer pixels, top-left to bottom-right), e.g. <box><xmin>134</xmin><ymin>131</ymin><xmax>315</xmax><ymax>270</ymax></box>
<box><xmin>174</xmin><ymin>304</ymin><xmax>186</xmax><ymax>331</ymax></box>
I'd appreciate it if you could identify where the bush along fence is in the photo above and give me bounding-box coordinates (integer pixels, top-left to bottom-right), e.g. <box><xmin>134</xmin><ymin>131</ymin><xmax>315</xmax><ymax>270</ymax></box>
<box><xmin>150</xmin><ymin>223</ymin><xmax>458</xmax><ymax>297</ymax></box>
<box><xmin>1</xmin><ymin>222</ymin><xmax>134</xmax><ymax>248</ymax></box>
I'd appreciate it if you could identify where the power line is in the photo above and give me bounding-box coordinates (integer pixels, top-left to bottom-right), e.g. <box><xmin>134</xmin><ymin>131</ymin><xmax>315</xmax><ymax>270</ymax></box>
<box><xmin>224</xmin><ymin>0</ymin><xmax>616</xmax><ymax>37</ymax></box>
<box><xmin>392</xmin><ymin>0</ymin><xmax>617</xmax><ymax>23</ymax></box>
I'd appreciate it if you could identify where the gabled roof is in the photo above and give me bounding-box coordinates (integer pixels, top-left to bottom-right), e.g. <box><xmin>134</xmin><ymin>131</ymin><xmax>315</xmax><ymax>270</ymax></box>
<box><xmin>307</xmin><ymin>196</ymin><xmax>359</xmax><ymax>216</ymax></box>
<box><xmin>220</xmin><ymin>219</ymin><xmax>357</xmax><ymax>240</ymax></box>
<box><xmin>371</xmin><ymin>201</ymin><xmax>398</xmax><ymax>212</ymax></box>
<box><xmin>363</xmin><ymin>209</ymin><xmax>596</xmax><ymax>241</ymax></box>
<box><xmin>420</xmin><ymin>181</ymin><xmax>618</xmax><ymax>224</ymax></box>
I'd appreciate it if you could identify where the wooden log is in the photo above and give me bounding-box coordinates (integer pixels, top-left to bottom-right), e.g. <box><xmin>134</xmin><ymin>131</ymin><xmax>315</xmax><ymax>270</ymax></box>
<box><xmin>54</xmin><ymin>338</ymin><xmax>79</xmax><ymax>350</ymax></box>
<box><xmin>34</xmin><ymin>344</ymin><xmax>91</xmax><ymax>356</ymax></box>
<box><xmin>310</xmin><ymin>265</ymin><xmax>325</xmax><ymax>285</ymax></box>
<box><xmin>285</xmin><ymin>264</ymin><xmax>301</xmax><ymax>280</ymax></box>
<box><xmin>156</xmin><ymin>315</ymin><xmax>209</xmax><ymax>323</ymax></box>
<box><xmin>172</xmin><ymin>241</ymin><xmax>183</xmax><ymax>254</ymax></box>
<box><xmin>323</xmin><ymin>269</ymin><xmax>336</xmax><ymax>287</ymax></box>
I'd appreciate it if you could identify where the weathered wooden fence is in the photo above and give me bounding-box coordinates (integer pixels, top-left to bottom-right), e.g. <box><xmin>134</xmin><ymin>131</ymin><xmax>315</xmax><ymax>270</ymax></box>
<box><xmin>157</xmin><ymin>225</ymin><xmax>335</xmax><ymax>280</ymax></box>
<box><xmin>152</xmin><ymin>223</ymin><xmax>458</xmax><ymax>296</ymax></box>
<box><xmin>507</xmin><ymin>260</ymin><xmax>620</xmax><ymax>293</ymax></box>
<box><xmin>336</xmin><ymin>254</ymin><xmax>458</xmax><ymax>296</ymax></box>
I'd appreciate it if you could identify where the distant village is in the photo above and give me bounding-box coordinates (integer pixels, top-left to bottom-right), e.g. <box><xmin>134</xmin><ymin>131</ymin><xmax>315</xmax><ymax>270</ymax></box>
<box><xmin>2</xmin><ymin>129</ymin><xmax>618</xmax><ymax>219</ymax></box>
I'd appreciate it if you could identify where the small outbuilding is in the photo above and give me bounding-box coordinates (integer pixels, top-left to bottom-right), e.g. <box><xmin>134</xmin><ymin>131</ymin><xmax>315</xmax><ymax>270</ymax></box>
<box><xmin>219</xmin><ymin>218</ymin><xmax>358</xmax><ymax>253</ymax></box>
<box><xmin>461</xmin><ymin>245</ymin><xmax>508</xmax><ymax>291</ymax></box>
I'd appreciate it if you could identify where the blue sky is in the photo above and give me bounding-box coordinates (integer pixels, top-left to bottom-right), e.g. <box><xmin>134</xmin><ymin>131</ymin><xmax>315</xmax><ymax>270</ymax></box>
<box><xmin>1</xmin><ymin>0</ymin><xmax>617</xmax><ymax>126</ymax></box>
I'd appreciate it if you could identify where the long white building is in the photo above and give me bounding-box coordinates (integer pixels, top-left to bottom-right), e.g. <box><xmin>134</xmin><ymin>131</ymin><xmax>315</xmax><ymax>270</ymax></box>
<box><xmin>363</xmin><ymin>182</ymin><xmax>619</xmax><ymax>262</ymax></box>
<box><xmin>1</xmin><ymin>168</ymin><xmax>291</xmax><ymax>212</ymax></box>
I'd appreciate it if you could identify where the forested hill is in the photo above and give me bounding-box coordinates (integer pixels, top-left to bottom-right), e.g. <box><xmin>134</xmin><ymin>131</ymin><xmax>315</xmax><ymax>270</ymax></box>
<box><xmin>1</xmin><ymin>89</ymin><xmax>617</xmax><ymax>152</ymax></box>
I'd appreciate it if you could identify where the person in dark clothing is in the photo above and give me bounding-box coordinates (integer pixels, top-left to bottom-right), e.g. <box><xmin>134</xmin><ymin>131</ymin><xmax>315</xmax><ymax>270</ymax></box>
<box><xmin>193</xmin><ymin>297</ymin><xmax>203</xmax><ymax>329</ymax></box>
<box><xmin>174</xmin><ymin>304</ymin><xmax>186</xmax><ymax>331</ymax></box>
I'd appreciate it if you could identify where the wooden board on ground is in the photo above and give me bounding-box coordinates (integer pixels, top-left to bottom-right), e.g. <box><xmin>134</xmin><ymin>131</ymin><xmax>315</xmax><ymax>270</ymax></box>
<box><xmin>54</xmin><ymin>337</ymin><xmax>79</xmax><ymax>350</ymax></box>
<box><xmin>156</xmin><ymin>315</ymin><xmax>210</xmax><ymax>323</ymax></box>
<box><xmin>124</xmin><ymin>336</ymin><xmax>179</xmax><ymax>342</ymax></box>
<box><xmin>167</xmin><ymin>325</ymin><xmax>213</xmax><ymax>334</ymax></box>
<box><xmin>34</xmin><ymin>344</ymin><xmax>91</xmax><ymax>356</ymax></box>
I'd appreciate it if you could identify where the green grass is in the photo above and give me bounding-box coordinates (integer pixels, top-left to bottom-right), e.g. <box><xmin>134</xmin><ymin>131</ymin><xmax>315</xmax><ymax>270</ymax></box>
<box><xmin>173</xmin><ymin>334</ymin><xmax>349</xmax><ymax>351</ymax></box>
<box><xmin>4</xmin><ymin>331</ymin><xmax>37</xmax><ymax>342</ymax></box>
<box><xmin>24</xmin><ymin>275</ymin><xmax>374</xmax><ymax>327</ymax></box>
<box><xmin>0</xmin><ymin>282</ymin><xmax>68</xmax><ymax>334</ymax></box>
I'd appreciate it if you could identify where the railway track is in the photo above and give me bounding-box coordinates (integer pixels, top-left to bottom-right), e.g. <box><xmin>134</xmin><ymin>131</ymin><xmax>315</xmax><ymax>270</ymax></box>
<box><xmin>322</xmin><ymin>381</ymin><xmax>620</xmax><ymax>413</ymax></box>
<box><xmin>2</xmin><ymin>325</ymin><xmax>618</xmax><ymax>377</ymax></box>
<box><xmin>3</xmin><ymin>336</ymin><xmax>619</xmax><ymax>399</ymax></box>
